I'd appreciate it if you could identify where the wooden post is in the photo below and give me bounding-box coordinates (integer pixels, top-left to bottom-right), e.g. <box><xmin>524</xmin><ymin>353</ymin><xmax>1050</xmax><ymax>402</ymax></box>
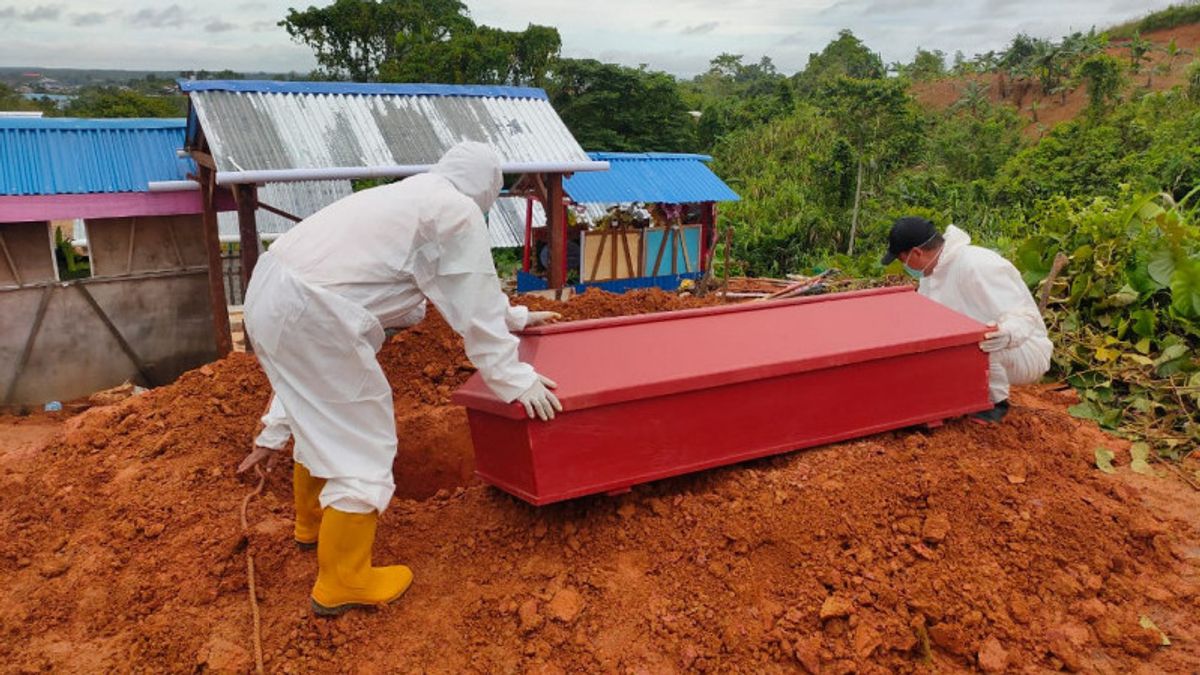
<box><xmin>546</xmin><ymin>173</ymin><xmax>566</xmax><ymax>289</ymax></box>
<box><xmin>522</xmin><ymin>196</ymin><xmax>533</xmax><ymax>273</ymax></box>
<box><xmin>199</xmin><ymin>165</ymin><xmax>233</xmax><ymax>357</ymax></box>
<box><xmin>699</xmin><ymin>201</ymin><xmax>714</xmax><ymax>274</ymax></box>
<box><xmin>234</xmin><ymin>183</ymin><xmax>260</xmax><ymax>295</ymax></box>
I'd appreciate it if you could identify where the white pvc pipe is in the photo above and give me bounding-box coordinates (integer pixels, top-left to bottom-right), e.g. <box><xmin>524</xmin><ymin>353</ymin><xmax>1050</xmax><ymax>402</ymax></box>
<box><xmin>147</xmin><ymin>180</ymin><xmax>200</xmax><ymax>192</ymax></box>
<box><xmin>213</xmin><ymin>161</ymin><xmax>610</xmax><ymax>186</ymax></box>
<box><xmin>219</xmin><ymin>232</ymin><xmax>284</xmax><ymax>244</ymax></box>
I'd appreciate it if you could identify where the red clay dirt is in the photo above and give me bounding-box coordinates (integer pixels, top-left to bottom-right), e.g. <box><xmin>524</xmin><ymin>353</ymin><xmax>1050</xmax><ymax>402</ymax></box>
<box><xmin>1</xmin><ymin>288</ymin><xmax>1198</xmax><ymax>673</ymax></box>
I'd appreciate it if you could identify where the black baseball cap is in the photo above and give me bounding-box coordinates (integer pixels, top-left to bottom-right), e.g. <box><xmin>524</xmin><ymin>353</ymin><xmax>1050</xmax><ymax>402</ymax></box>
<box><xmin>881</xmin><ymin>216</ymin><xmax>938</xmax><ymax>265</ymax></box>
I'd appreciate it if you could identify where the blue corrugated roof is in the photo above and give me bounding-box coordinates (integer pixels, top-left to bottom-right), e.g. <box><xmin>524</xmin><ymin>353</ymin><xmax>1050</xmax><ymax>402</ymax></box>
<box><xmin>178</xmin><ymin>79</ymin><xmax>549</xmax><ymax>101</ymax></box>
<box><xmin>564</xmin><ymin>152</ymin><xmax>740</xmax><ymax>204</ymax></box>
<box><xmin>0</xmin><ymin>118</ymin><xmax>193</xmax><ymax>196</ymax></box>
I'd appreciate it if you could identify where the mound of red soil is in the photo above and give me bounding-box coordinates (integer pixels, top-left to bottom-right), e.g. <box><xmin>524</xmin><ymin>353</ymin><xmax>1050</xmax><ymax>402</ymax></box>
<box><xmin>1</xmin><ymin>289</ymin><xmax>1196</xmax><ymax>673</ymax></box>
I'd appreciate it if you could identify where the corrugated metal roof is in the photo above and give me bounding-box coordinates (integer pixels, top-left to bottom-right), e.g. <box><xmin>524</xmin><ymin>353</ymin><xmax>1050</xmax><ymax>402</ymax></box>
<box><xmin>181</xmin><ymin>80</ymin><xmax>591</xmax><ymax>175</ymax></box>
<box><xmin>564</xmin><ymin>152</ymin><xmax>740</xmax><ymax>205</ymax></box>
<box><xmin>488</xmin><ymin>197</ymin><xmax>545</xmax><ymax>248</ymax></box>
<box><xmin>0</xmin><ymin>118</ymin><xmax>192</xmax><ymax>196</ymax></box>
<box><xmin>218</xmin><ymin>180</ymin><xmax>353</xmax><ymax>237</ymax></box>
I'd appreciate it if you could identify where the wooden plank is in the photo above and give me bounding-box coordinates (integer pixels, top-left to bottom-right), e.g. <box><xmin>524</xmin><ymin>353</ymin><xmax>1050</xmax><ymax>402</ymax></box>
<box><xmin>0</xmin><ymin>192</ymin><xmax>231</xmax><ymax>221</ymax></box>
<box><xmin>256</xmin><ymin>200</ymin><xmax>302</xmax><ymax>223</ymax></box>
<box><xmin>74</xmin><ymin>283</ymin><xmax>158</xmax><ymax>387</ymax></box>
<box><xmin>199</xmin><ymin>165</ymin><xmax>233</xmax><ymax>357</ymax></box>
<box><xmin>190</xmin><ymin>150</ymin><xmax>217</xmax><ymax>170</ymax></box>
<box><xmin>3</xmin><ymin>285</ymin><xmax>52</xmax><ymax>405</ymax></box>
<box><xmin>546</xmin><ymin>174</ymin><xmax>566</xmax><ymax>289</ymax></box>
<box><xmin>124</xmin><ymin>218</ymin><xmax>137</xmax><ymax>275</ymax></box>
<box><xmin>235</xmin><ymin>183</ymin><xmax>260</xmax><ymax>297</ymax></box>
<box><xmin>0</xmin><ymin>229</ymin><xmax>21</xmax><ymax>286</ymax></box>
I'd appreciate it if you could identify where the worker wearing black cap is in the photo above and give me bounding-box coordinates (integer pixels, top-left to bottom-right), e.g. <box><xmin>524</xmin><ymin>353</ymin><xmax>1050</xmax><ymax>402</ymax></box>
<box><xmin>882</xmin><ymin>217</ymin><xmax>1052</xmax><ymax>423</ymax></box>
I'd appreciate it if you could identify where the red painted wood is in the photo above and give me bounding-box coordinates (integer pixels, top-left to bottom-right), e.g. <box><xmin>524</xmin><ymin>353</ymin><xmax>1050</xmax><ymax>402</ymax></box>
<box><xmin>0</xmin><ymin>190</ymin><xmax>236</xmax><ymax>223</ymax></box>
<box><xmin>453</xmin><ymin>288</ymin><xmax>992</xmax><ymax>505</ymax></box>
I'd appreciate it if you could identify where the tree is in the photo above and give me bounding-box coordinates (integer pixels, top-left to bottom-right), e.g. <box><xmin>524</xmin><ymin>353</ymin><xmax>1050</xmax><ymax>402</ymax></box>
<box><xmin>1126</xmin><ymin>32</ymin><xmax>1153</xmax><ymax>85</ymax></box>
<box><xmin>64</xmin><ymin>88</ymin><xmax>184</xmax><ymax>118</ymax></box>
<box><xmin>1076</xmin><ymin>53</ymin><xmax>1125</xmax><ymax>117</ymax></box>
<box><xmin>686</xmin><ymin>54</ymin><xmax>793</xmax><ymax>148</ymax></box>
<box><xmin>909</xmin><ymin>48</ymin><xmax>947</xmax><ymax>81</ymax></box>
<box><xmin>1189</xmin><ymin>59</ymin><xmax>1200</xmax><ymax>103</ymax></box>
<box><xmin>820</xmin><ymin>77</ymin><xmax>924</xmax><ymax>254</ymax></box>
<box><xmin>281</xmin><ymin>0</ymin><xmax>472</xmax><ymax>81</ymax></box>
<box><xmin>546</xmin><ymin>59</ymin><xmax>696</xmax><ymax>152</ymax></box>
<box><xmin>382</xmin><ymin>23</ymin><xmax>561</xmax><ymax>86</ymax></box>
<box><xmin>0</xmin><ymin>84</ymin><xmax>56</xmax><ymax>115</ymax></box>
<box><xmin>792</xmin><ymin>30</ymin><xmax>884</xmax><ymax>99</ymax></box>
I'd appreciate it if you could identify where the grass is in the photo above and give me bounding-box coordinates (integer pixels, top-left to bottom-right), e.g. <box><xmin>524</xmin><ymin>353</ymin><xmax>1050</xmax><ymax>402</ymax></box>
<box><xmin>1109</xmin><ymin>2</ymin><xmax>1200</xmax><ymax>39</ymax></box>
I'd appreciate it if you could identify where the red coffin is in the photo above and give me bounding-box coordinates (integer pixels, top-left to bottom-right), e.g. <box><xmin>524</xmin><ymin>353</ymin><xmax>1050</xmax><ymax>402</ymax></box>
<box><xmin>451</xmin><ymin>287</ymin><xmax>991</xmax><ymax>506</ymax></box>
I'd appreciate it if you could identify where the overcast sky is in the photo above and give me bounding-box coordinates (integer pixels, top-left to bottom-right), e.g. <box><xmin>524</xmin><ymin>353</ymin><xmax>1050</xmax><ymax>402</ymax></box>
<box><xmin>0</xmin><ymin>0</ymin><xmax>1181</xmax><ymax>77</ymax></box>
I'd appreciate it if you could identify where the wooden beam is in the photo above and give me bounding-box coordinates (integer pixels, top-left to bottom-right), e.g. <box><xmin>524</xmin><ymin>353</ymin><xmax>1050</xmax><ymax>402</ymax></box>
<box><xmin>256</xmin><ymin>200</ymin><xmax>302</xmax><ymax>223</ymax></box>
<box><xmin>2</xmin><ymin>285</ymin><xmax>51</xmax><ymax>405</ymax></box>
<box><xmin>546</xmin><ymin>173</ymin><xmax>566</xmax><ymax>289</ymax></box>
<box><xmin>190</xmin><ymin>150</ymin><xmax>217</xmax><ymax>170</ymax></box>
<box><xmin>0</xmin><ymin>229</ymin><xmax>22</xmax><ymax>286</ymax></box>
<box><xmin>234</xmin><ymin>183</ymin><xmax>260</xmax><ymax>297</ymax></box>
<box><xmin>74</xmin><ymin>283</ymin><xmax>158</xmax><ymax>387</ymax></box>
<box><xmin>199</xmin><ymin>165</ymin><xmax>233</xmax><ymax>357</ymax></box>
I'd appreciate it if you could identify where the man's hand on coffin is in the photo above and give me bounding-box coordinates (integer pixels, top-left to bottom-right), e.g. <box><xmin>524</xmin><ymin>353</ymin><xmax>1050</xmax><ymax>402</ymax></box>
<box><xmin>526</xmin><ymin>311</ymin><xmax>563</xmax><ymax>327</ymax></box>
<box><xmin>517</xmin><ymin>374</ymin><xmax>563</xmax><ymax>421</ymax></box>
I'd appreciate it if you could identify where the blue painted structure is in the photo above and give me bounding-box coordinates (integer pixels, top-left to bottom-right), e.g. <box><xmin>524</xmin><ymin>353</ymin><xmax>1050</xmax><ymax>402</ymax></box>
<box><xmin>563</xmin><ymin>152</ymin><xmax>740</xmax><ymax>205</ymax></box>
<box><xmin>0</xmin><ymin>118</ymin><xmax>191</xmax><ymax>196</ymax></box>
<box><xmin>643</xmin><ymin>226</ymin><xmax>702</xmax><ymax>276</ymax></box>
<box><xmin>517</xmin><ymin>270</ymin><xmax>703</xmax><ymax>295</ymax></box>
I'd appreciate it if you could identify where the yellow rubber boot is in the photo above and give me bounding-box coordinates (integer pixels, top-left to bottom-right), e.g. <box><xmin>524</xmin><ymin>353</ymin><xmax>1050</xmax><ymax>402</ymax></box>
<box><xmin>293</xmin><ymin>463</ymin><xmax>326</xmax><ymax>550</ymax></box>
<box><xmin>310</xmin><ymin>508</ymin><xmax>413</xmax><ymax>616</ymax></box>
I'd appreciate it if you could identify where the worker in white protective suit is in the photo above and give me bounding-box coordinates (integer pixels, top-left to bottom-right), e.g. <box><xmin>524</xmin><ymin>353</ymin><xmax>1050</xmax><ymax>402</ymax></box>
<box><xmin>881</xmin><ymin>216</ymin><xmax>1052</xmax><ymax>423</ymax></box>
<box><xmin>237</xmin><ymin>142</ymin><xmax>562</xmax><ymax>616</ymax></box>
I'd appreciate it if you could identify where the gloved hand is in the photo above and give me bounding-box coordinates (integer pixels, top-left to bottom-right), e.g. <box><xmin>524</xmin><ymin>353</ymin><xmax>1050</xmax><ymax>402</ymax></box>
<box><xmin>526</xmin><ymin>311</ymin><xmax>562</xmax><ymax>327</ymax></box>
<box><xmin>980</xmin><ymin>322</ymin><xmax>1013</xmax><ymax>353</ymax></box>
<box><xmin>517</xmin><ymin>374</ymin><xmax>562</xmax><ymax>421</ymax></box>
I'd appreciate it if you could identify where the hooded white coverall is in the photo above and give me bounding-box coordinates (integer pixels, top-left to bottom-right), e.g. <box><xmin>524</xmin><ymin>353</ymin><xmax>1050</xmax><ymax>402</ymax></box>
<box><xmin>243</xmin><ymin>142</ymin><xmax>538</xmax><ymax>514</ymax></box>
<box><xmin>918</xmin><ymin>225</ymin><xmax>1053</xmax><ymax>403</ymax></box>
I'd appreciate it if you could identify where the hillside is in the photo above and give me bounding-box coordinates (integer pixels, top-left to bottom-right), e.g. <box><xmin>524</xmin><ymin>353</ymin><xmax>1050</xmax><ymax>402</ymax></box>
<box><xmin>913</xmin><ymin>22</ymin><xmax>1200</xmax><ymax>136</ymax></box>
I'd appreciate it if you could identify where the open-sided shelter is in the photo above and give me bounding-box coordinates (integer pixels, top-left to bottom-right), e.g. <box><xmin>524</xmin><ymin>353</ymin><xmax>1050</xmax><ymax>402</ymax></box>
<box><xmin>180</xmin><ymin>79</ymin><xmax>606</xmax><ymax>324</ymax></box>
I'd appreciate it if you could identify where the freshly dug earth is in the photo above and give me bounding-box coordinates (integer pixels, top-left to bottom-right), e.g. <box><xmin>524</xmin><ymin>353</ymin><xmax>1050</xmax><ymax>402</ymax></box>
<box><xmin>1</xmin><ymin>289</ymin><xmax>1198</xmax><ymax>674</ymax></box>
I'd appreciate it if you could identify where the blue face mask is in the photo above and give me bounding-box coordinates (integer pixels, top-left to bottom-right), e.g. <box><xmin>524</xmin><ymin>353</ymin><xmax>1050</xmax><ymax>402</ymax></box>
<box><xmin>904</xmin><ymin>265</ymin><xmax>923</xmax><ymax>280</ymax></box>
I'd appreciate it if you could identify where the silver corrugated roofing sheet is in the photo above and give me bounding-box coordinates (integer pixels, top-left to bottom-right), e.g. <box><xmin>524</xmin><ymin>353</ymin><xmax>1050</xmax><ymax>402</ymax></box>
<box><xmin>217</xmin><ymin>180</ymin><xmax>352</xmax><ymax>238</ymax></box>
<box><xmin>488</xmin><ymin>197</ymin><xmax>545</xmax><ymax>248</ymax></box>
<box><xmin>182</xmin><ymin>81</ymin><xmax>594</xmax><ymax>179</ymax></box>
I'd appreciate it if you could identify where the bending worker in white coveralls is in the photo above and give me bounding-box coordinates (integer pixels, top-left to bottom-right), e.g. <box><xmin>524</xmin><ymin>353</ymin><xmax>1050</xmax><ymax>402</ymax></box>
<box><xmin>881</xmin><ymin>216</ymin><xmax>1053</xmax><ymax>423</ymax></box>
<box><xmin>236</xmin><ymin>142</ymin><xmax>562</xmax><ymax>616</ymax></box>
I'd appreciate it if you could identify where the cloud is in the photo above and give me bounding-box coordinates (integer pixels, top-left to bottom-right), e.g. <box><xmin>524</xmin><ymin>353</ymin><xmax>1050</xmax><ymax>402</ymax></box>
<box><xmin>129</xmin><ymin>4</ymin><xmax>186</xmax><ymax>28</ymax></box>
<box><xmin>238</xmin><ymin>1</ymin><xmax>268</xmax><ymax>8</ymax></box>
<box><xmin>0</xmin><ymin>4</ymin><xmax>62</xmax><ymax>21</ymax></box>
<box><xmin>681</xmin><ymin>22</ymin><xmax>718</xmax><ymax>36</ymax></box>
<box><xmin>205</xmin><ymin>19</ymin><xmax>236</xmax><ymax>33</ymax></box>
<box><xmin>651</xmin><ymin>19</ymin><xmax>669</xmax><ymax>30</ymax></box>
<box><xmin>70</xmin><ymin>10</ymin><xmax>120</xmax><ymax>27</ymax></box>
<box><xmin>250</xmin><ymin>20</ymin><xmax>277</xmax><ymax>32</ymax></box>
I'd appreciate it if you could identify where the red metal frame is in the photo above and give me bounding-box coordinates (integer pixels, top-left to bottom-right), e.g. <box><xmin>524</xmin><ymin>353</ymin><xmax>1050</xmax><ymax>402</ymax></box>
<box><xmin>453</xmin><ymin>287</ymin><xmax>992</xmax><ymax>505</ymax></box>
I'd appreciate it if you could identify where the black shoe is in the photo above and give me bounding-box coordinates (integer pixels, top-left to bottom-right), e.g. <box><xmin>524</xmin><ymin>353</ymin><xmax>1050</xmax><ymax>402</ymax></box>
<box><xmin>971</xmin><ymin>399</ymin><xmax>1010</xmax><ymax>424</ymax></box>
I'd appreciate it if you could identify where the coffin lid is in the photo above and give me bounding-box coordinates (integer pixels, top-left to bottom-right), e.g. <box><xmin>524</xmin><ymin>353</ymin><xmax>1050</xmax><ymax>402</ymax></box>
<box><xmin>451</xmin><ymin>287</ymin><xmax>989</xmax><ymax>419</ymax></box>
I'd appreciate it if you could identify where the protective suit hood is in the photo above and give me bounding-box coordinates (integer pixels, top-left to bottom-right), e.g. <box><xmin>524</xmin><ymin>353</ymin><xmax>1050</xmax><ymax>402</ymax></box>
<box><xmin>429</xmin><ymin>141</ymin><xmax>503</xmax><ymax>214</ymax></box>
<box><xmin>931</xmin><ymin>224</ymin><xmax>971</xmax><ymax>278</ymax></box>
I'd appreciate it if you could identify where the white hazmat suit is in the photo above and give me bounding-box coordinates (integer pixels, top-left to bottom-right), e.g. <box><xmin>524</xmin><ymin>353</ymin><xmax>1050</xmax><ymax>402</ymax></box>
<box><xmin>243</xmin><ymin>142</ymin><xmax>540</xmax><ymax>514</ymax></box>
<box><xmin>917</xmin><ymin>225</ymin><xmax>1053</xmax><ymax>403</ymax></box>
